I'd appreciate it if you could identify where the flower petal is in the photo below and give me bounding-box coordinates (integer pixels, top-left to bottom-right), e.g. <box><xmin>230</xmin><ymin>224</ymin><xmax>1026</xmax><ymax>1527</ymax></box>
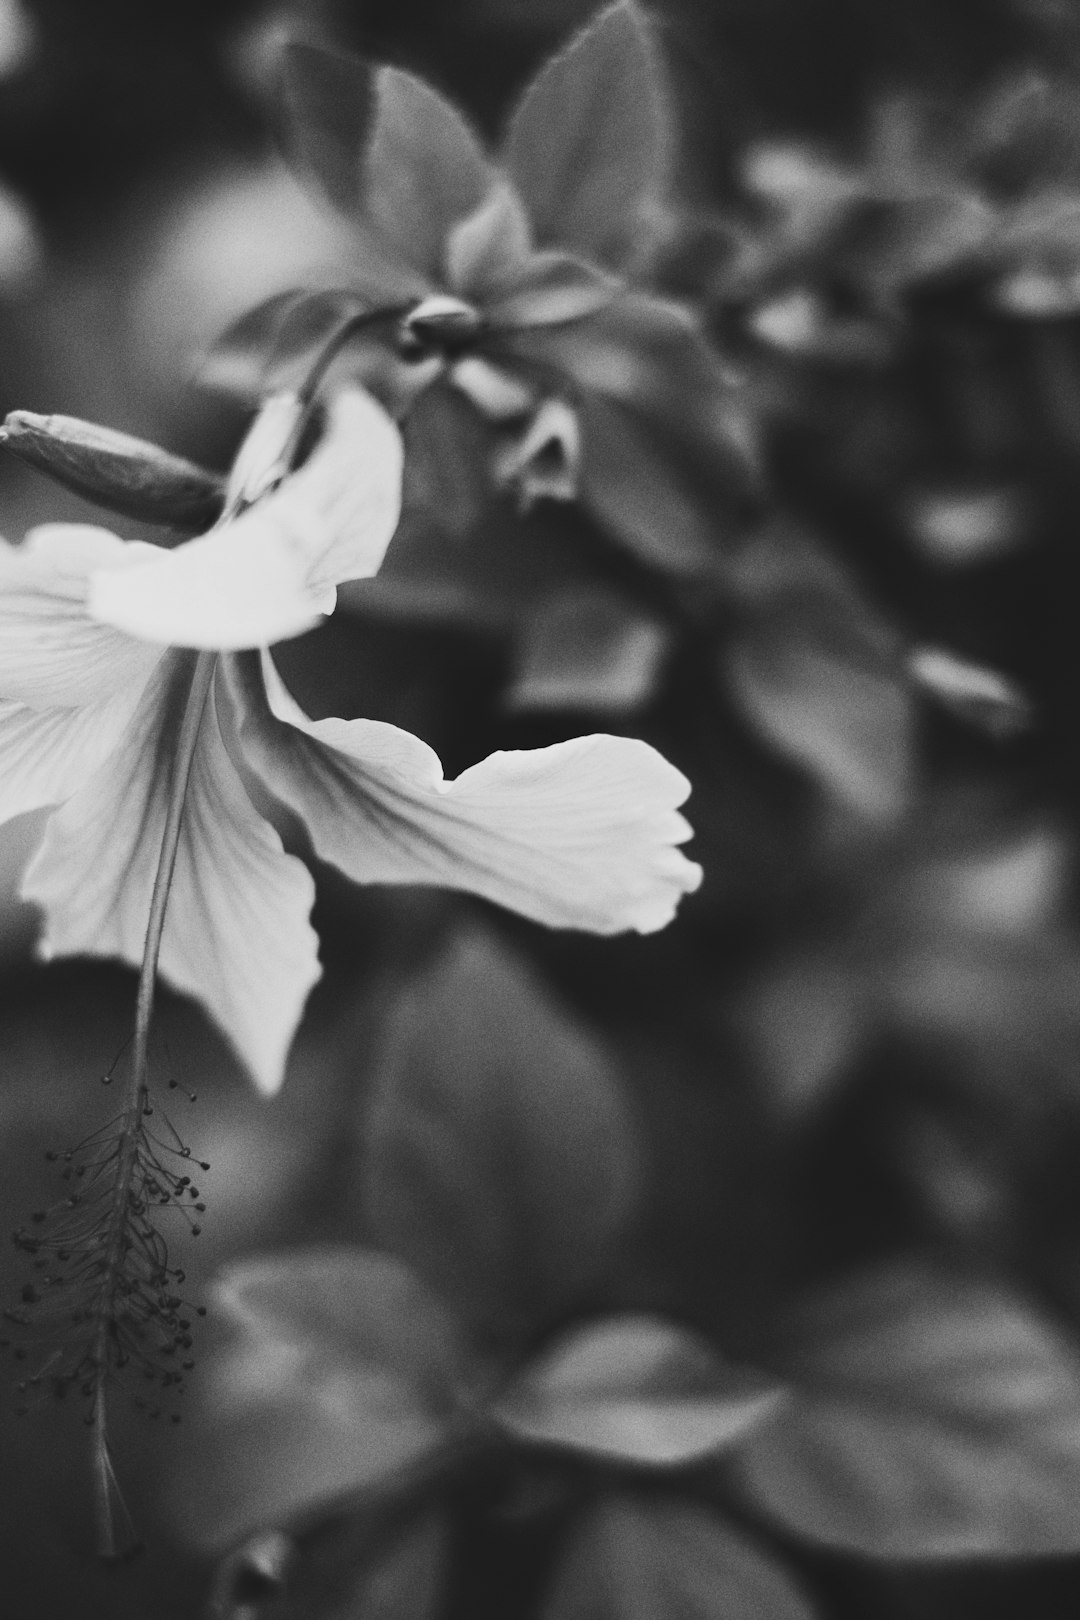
<box><xmin>21</xmin><ymin>655</ymin><xmax>320</xmax><ymax>1093</ymax></box>
<box><xmin>0</xmin><ymin>527</ymin><xmax>162</xmax><ymax>707</ymax></box>
<box><xmin>0</xmin><ymin>689</ymin><xmax>153</xmax><ymax>822</ymax></box>
<box><xmin>233</xmin><ymin>653</ymin><xmax>702</xmax><ymax>935</ymax></box>
<box><xmin>86</xmin><ymin>390</ymin><xmax>404</xmax><ymax>651</ymax></box>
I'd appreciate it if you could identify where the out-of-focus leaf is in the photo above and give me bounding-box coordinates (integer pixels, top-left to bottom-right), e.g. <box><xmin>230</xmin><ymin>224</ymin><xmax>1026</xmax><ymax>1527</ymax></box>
<box><xmin>338</xmin><ymin>499</ymin><xmax>593</xmax><ymax>630</ymax></box>
<box><xmin>175</xmin><ymin>1247</ymin><xmax>468</xmax><ymax>1550</ymax></box>
<box><xmin>327</xmin><ymin>1511</ymin><xmax>447</xmax><ymax>1620</ymax></box>
<box><xmin>577</xmin><ymin>393</ymin><xmax>724</xmax><ymax>574</ymax></box>
<box><xmin>507</xmin><ymin>588</ymin><xmax>668</xmax><ymax>713</ymax></box>
<box><xmin>544</xmin><ymin>1497</ymin><xmax>817</xmax><ymax>1619</ymax></box>
<box><xmin>444</xmin><ymin>180</ymin><xmax>533</xmax><ymax>300</ymax></box>
<box><xmin>503</xmin><ymin>0</ymin><xmax>672</xmax><ymax>273</ymax></box>
<box><xmin>492</xmin><ymin>1316</ymin><xmax>785</xmax><ymax>1466</ymax></box>
<box><xmin>279</xmin><ymin>43</ymin><xmax>376</xmax><ymax>220</ymax></box>
<box><xmin>739</xmin><ymin>957</ymin><xmax>865</xmax><ymax>1114</ymax></box>
<box><xmin>487</xmin><ymin>252</ymin><xmax>621</xmax><ymax>329</ymax></box>
<box><xmin>263</xmin><ymin>1510</ymin><xmax>449</xmax><ymax>1620</ymax></box>
<box><xmin>730</xmin><ymin>1263</ymin><xmax>1080</xmax><ymax>1558</ymax></box>
<box><xmin>517</xmin><ymin>293</ymin><xmax>753</xmax><ymax>471</ymax></box>
<box><xmin>363</xmin><ymin>67</ymin><xmax>494</xmax><ymax>283</ymax></box>
<box><xmin>902</xmin><ymin>480</ymin><xmax>1031</xmax><ymax>567</ymax></box>
<box><xmin>400</xmin><ymin>384</ymin><xmax>493</xmax><ymax>537</ymax></box>
<box><xmin>727</xmin><ymin>602</ymin><xmax>914</xmax><ymax>822</ymax></box>
<box><xmin>909</xmin><ymin>646</ymin><xmax>1033</xmax><ymax>738</ymax></box>
<box><xmin>362</xmin><ymin>925</ymin><xmax>640</xmax><ymax>1350</ymax></box>
<box><xmin>200</xmin><ymin>288</ymin><xmax>373</xmax><ymax>402</ymax></box>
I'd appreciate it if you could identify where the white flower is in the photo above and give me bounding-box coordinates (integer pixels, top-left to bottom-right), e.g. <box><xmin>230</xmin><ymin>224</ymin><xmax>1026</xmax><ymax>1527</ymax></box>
<box><xmin>0</xmin><ymin>387</ymin><xmax>702</xmax><ymax>1093</ymax></box>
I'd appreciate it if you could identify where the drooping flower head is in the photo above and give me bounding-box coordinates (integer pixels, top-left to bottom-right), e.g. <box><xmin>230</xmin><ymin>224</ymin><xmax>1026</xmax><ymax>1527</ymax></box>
<box><xmin>0</xmin><ymin>383</ymin><xmax>701</xmax><ymax>1095</ymax></box>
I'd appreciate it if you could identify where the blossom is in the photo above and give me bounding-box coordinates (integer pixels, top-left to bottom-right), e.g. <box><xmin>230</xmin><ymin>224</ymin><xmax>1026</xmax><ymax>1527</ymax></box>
<box><xmin>212</xmin><ymin>4</ymin><xmax>755</xmax><ymax>574</ymax></box>
<box><xmin>0</xmin><ymin>386</ymin><xmax>701</xmax><ymax>1093</ymax></box>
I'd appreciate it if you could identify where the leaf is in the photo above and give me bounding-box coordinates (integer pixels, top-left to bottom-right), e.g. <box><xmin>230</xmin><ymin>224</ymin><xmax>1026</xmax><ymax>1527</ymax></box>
<box><xmin>507</xmin><ymin>588</ymin><xmax>669</xmax><ymax>713</ymax></box>
<box><xmin>245</xmin><ymin>1510</ymin><xmax>449</xmax><ymax>1620</ymax></box>
<box><xmin>727</xmin><ymin>600</ymin><xmax>914</xmax><ymax>823</ymax></box>
<box><xmin>908</xmin><ymin>646</ymin><xmax>1032</xmax><ymax>738</ymax></box>
<box><xmin>492</xmin><ymin>1316</ymin><xmax>785</xmax><ymax>1466</ymax></box>
<box><xmin>401</xmin><ymin>384</ymin><xmax>493</xmax><ymax>538</ymax></box>
<box><xmin>279</xmin><ymin>43</ymin><xmax>377</xmax><ymax>219</ymax></box>
<box><xmin>485</xmin><ymin>253</ymin><xmax>622</xmax><ymax>329</ymax></box>
<box><xmin>504</xmin><ymin>293</ymin><xmax>758</xmax><ymax>569</ymax></box>
<box><xmin>544</xmin><ymin>1496</ymin><xmax>817</xmax><ymax>1619</ymax></box>
<box><xmin>199</xmin><ymin>288</ymin><xmax>370</xmax><ymax>402</ymax></box>
<box><xmin>363</xmin><ymin>66</ymin><xmax>494</xmax><ymax>282</ymax></box>
<box><xmin>576</xmin><ymin>393</ymin><xmax>725</xmax><ymax>575</ymax></box>
<box><xmin>362</xmin><ymin>924</ymin><xmax>641</xmax><ymax>1350</ymax></box>
<box><xmin>174</xmin><ymin>1247</ymin><xmax>468</xmax><ymax>1550</ymax></box>
<box><xmin>730</xmin><ymin>1263</ymin><xmax>1080</xmax><ymax>1558</ymax></box>
<box><xmin>504</xmin><ymin>0</ymin><xmax>673</xmax><ymax>272</ymax></box>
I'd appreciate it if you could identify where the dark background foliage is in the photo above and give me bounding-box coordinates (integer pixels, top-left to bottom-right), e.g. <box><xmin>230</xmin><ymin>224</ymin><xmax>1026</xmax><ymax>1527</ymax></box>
<box><xmin>4</xmin><ymin>0</ymin><xmax>1080</xmax><ymax>1616</ymax></box>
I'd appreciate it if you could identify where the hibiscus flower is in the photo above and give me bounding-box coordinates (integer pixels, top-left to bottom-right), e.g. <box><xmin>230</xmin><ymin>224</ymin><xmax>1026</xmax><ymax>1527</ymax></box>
<box><xmin>0</xmin><ymin>386</ymin><xmax>701</xmax><ymax>1093</ymax></box>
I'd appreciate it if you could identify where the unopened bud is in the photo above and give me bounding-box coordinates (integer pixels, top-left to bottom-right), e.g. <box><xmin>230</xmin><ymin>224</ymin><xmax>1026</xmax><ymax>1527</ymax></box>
<box><xmin>403</xmin><ymin>294</ymin><xmax>483</xmax><ymax>348</ymax></box>
<box><xmin>1</xmin><ymin>411</ymin><xmax>225</xmax><ymax>530</ymax></box>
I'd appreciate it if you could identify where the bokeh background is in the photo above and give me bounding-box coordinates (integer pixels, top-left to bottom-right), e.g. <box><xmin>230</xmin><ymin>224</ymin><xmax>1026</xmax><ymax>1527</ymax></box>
<box><xmin>6</xmin><ymin>0</ymin><xmax>1080</xmax><ymax>1615</ymax></box>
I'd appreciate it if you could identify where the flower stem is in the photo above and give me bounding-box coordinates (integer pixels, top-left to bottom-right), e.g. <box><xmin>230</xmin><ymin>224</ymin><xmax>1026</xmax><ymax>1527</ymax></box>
<box><xmin>90</xmin><ymin>648</ymin><xmax>216</xmax><ymax>1558</ymax></box>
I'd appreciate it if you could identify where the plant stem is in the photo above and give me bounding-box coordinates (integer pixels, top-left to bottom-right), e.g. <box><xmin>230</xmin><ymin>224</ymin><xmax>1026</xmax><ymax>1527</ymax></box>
<box><xmin>90</xmin><ymin>648</ymin><xmax>216</xmax><ymax>1558</ymax></box>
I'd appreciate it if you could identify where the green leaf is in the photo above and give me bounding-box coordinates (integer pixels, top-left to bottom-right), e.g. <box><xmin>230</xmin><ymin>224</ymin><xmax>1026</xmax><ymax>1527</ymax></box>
<box><xmin>491</xmin><ymin>1316</ymin><xmax>785</xmax><ymax>1466</ymax></box>
<box><xmin>507</xmin><ymin>587</ymin><xmax>669</xmax><ymax>713</ymax></box>
<box><xmin>362</xmin><ymin>925</ymin><xmax>641</xmax><ymax>1350</ymax></box>
<box><xmin>727</xmin><ymin>597</ymin><xmax>914</xmax><ymax>823</ymax></box>
<box><xmin>173</xmin><ymin>1247</ymin><xmax>468</xmax><ymax>1550</ymax></box>
<box><xmin>544</xmin><ymin>1497</ymin><xmax>818</xmax><ymax>1619</ymax></box>
<box><xmin>363</xmin><ymin>66</ymin><xmax>495</xmax><ymax>283</ymax></box>
<box><xmin>504</xmin><ymin>0</ymin><xmax>673</xmax><ymax>272</ymax></box>
<box><xmin>730</xmin><ymin>1264</ymin><xmax>1080</xmax><ymax>1558</ymax></box>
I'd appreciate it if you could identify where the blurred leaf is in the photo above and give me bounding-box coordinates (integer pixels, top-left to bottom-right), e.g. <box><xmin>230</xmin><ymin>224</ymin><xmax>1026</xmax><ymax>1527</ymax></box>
<box><xmin>577</xmin><ymin>393</ymin><xmax>724</xmax><ymax>574</ymax></box>
<box><xmin>492</xmin><ymin>1315</ymin><xmax>785</xmax><ymax>1466</ymax></box>
<box><xmin>401</xmin><ymin>385</ymin><xmax>493</xmax><ymax>537</ymax></box>
<box><xmin>486</xmin><ymin>252</ymin><xmax>621</xmax><ymax>329</ymax></box>
<box><xmin>328</xmin><ymin>1511</ymin><xmax>447</xmax><ymax>1620</ymax></box>
<box><xmin>503</xmin><ymin>0</ymin><xmax>672</xmax><ymax>273</ymax></box>
<box><xmin>200</xmin><ymin>288</ymin><xmax>366</xmax><ymax>401</ymax></box>
<box><xmin>444</xmin><ymin>180</ymin><xmax>533</xmax><ymax>299</ymax></box>
<box><xmin>176</xmin><ymin>1247</ymin><xmax>467</xmax><ymax>1550</ymax></box>
<box><xmin>727</xmin><ymin>601</ymin><xmax>914</xmax><ymax>823</ymax></box>
<box><xmin>730</xmin><ymin>1263</ymin><xmax>1080</xmax><ymax>1558</ymax></box>
<box><xmin>544</xmin><ymin>1496</ymin><xmax>817</xmax><ymax>1619</ymax></box>
<box><xmin>518</xmin><ymin>292</ymin><xmax>753</xmax><ymax>470</ymax></box>
<box><xmin>266</xmin><ymin>1510</ymin><xmax>449</xmax><ymax>1620</ymax></box>
<box><xmin>363</xmin><ymin>924</ymin><xmax>640</xmax><ymax>1349</ymax></box>
<box><xmin>740</xmin><ymin>957</ymin><xmax>865</xmax><ymax>1114</ymax></box>
<box><xmin>507</xmin><ymin>588</ymin><xmax>669</xmax><ymax>713</ymax></box>
<box><xmin>908</xmin><ymin>646</ymin><xmax>1033</xmax><ymax>739</ymax></box>
<box><xmin>279</xmin><ymin>43</ymin><xmax>377</xmax><ymax>220</ymax></box>
<box><xmin>363</xmin><ymin>67</ymin><xmax>494</xmax><ymax>283</ymax></box>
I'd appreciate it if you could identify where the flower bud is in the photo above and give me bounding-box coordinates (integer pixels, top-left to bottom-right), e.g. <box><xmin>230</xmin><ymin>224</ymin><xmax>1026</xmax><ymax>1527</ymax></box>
<box><xmin>403</xmin><ymin>294</ymin><xmax>483</xmax><ymax>348</ymax></box>
<box><xmin>1</xmin><ymin>410</ymin><xmax>224</xmax><ymax>530</ymax></box>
